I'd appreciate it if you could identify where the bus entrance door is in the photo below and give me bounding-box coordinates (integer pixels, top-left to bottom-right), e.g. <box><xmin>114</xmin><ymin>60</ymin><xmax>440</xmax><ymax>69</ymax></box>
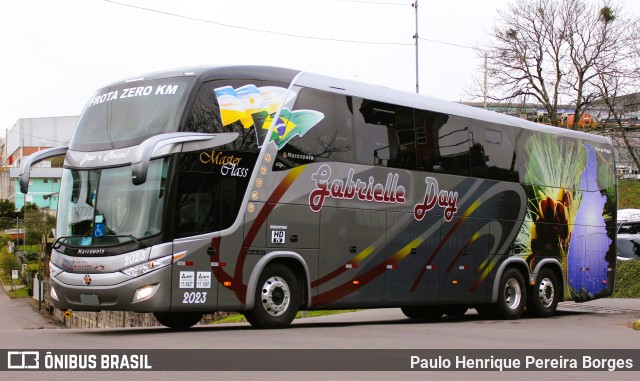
<box><xmin>170</xmin><ymin>237</ymin><xmax>218</xmax><ymax>311</ymax></box>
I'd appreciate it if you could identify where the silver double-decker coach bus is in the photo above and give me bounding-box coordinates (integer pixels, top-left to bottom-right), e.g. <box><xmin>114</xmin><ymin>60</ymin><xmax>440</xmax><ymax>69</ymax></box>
<box><xmin>20</xmin><ymin>66</ymin><xmax>617</xmax><ymax>329</ymax></box>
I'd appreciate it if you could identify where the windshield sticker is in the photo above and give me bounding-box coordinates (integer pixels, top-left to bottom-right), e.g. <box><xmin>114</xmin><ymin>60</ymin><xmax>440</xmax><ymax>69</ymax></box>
<box><xmin>198</xmin><ymin>150</ymin><xmax>250</xmax><ymax>177</ymax></box>
<box><xmin>214</xmin><ymin>84</ymin><xmax>324</xmax><ymax>150</ymax></box>
<box><xmin>413</xmin><ymin>177</ymin><xmax>459</xmax><ymax>222</ymax></box>
<box><xmin>309</xmin><ymin>164</ymin><xmax>406</xmax><ymax>213</ymax></box>
<box><xmin>93</xmin><ymin>223</ymin><xmax>105</xmax><ymax>237</ymax></box>
<box><xmin>87</xmin><ymin>85</ymin><xmax>180</xmax><ymax>108</ymax></box>
<box><xmin>199</xmin><ymin>151</ymin><xmax>242</xmax><ymax>166</ymax></box>
<box><xmin>79</xmin><ymin>149</ymin><xmax>131</xmax><ymax>166</ymax></box>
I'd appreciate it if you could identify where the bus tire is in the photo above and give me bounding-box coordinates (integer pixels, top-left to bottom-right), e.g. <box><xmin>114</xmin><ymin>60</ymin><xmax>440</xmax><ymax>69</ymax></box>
<box><xmin>401</xmin><ymin>306</ymin><xmax>443</xmax><ymax>320</ymax></box>
<box><xmin>527</xmin><ymin>268</ymin><xmax>559</xmax><ymax>317</ymax></box>
<box><xmin>244</xmin><ymin>263</ymin><xmax>300</xmax><ymax>329</ymax></box>
<box><xmin>153</xmin><ymin>311</ymin><xmax>203</xmax><ymax>330</ymax></box>
<box><xmin>495</xmin><ymin>267</ymin><xmax>527</xmax><ymax>320</ymax></box>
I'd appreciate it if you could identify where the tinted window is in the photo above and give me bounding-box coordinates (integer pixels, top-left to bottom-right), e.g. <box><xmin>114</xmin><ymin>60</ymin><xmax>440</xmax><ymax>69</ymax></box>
<box><xmin>274</xmin><ymin>89</ymin><xmax>354</xmax><ymax>170</ymax></box>
<box><xmin>618</xmin><ymin>222</ymin><xmax>640</xmax><ymax>234</ymax></box>
<box><xmin>414</xmin><ymin>109</ymin><xmax>450</xmax><ymax>172</ymax></box>
<box><xmin>468</xmin><ymin>121</ymin><xmax>518</xmax><ymax>181</ymax></box>
<box><xmin>432</xmin><ymin>115</ymin><xmax>471</xmax><ymax>176</ymax></box>
<box><xmin>173</xmin><ymin>150</ymin><xmax>257</xmax><ymax>237</ymax></box>
<box><xmin>184</xmin><ymin>80</ymin><xmax>291</xmax><ymax>152</ymax></box>
<box><xmin>355</xmin><ymin>99</ymin><xmax>416</xmax><ymax>170</ymax></box>
<box><xmin>71</xmin><ymin>78</ymin><xmax>194</xmax><ymax>151</ymax></box>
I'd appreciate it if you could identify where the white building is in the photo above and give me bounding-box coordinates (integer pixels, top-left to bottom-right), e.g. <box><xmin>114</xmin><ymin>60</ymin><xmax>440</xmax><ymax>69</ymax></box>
<box><xmin>0</xmin><ymin>116</ymin><xmax>78</xmax><ymax>209</ymax></box>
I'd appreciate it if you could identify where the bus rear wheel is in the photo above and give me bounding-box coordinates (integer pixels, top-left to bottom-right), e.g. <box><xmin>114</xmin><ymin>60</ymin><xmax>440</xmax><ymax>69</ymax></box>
<box><xmin>401</xmin><ymin>306</ymin><xmax>443</xmax><ymax>320</ymax></box>
<box><xmin>527</xmin><ymin>268</ymin><xmax>560</xmax><ymax>317</ymax></box>
<box><xmin>477</xmin><ymin>268</ymin><xmax>527</xmax><ymax>320</ymax></box>
<box><xmin>244</xmin><ymin>263</ymin><xmax>300</xmax><ymax>329</ymax></box>
<box><xmin>153</xmin><ymin>311</ymin><xmax>203</xmax><ymax>329</ymax></box>
<box><xmin>495</xmin><ymin>268</ymin><xmax>527</xmax><ymax>319</ymax></box>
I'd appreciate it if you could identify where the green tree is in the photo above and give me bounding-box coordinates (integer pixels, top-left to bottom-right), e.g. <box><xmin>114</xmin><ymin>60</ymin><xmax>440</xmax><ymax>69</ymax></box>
<box><xmin>0</xmin><ymin>199</ymin><xmax>17</xmax><ymax>230</ymax></box>
<box><xmin>24</xmin><ymin>207</ymin><xmax>56</xmax><ymax>245</ymax></box>
<box><xmin>0</xmin><ymin>250</ymin><xmax>19</xmax><ymax>279</ymax></box>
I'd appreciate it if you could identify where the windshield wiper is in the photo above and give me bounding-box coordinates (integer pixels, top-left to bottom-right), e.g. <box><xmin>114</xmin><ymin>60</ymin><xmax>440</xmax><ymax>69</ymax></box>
<box><xmin>126</xmin><ymin>235</ymin><xmax>146</xmax><ymax>248</ymax></box>
<box><xmin>53</xmin><ymin>235</ymin><xmax>146</xmax><ymax>249</ymax></box>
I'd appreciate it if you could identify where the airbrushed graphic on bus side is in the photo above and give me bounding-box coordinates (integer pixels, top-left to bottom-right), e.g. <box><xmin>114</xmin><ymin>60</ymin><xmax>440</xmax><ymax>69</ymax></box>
<box><xmin>308</xmin><ymin>164</ymin><xmax>406</xmax><ymax>213</ymax></box>
<box><xmin>214</xmin><ymin>84</ymin><xmax>324</xmax><ymax>149</ymax></box>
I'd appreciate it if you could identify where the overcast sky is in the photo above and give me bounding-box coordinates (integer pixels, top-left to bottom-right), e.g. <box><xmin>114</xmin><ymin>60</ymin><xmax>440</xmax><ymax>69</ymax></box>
<box><xmin>1</xmin><ymin>0</ymin><xmax>639</xmax><ymax>134</ymax></box>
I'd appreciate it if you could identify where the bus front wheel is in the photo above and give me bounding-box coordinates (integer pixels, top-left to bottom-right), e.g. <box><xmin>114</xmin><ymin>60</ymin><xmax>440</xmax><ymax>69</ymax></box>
<box><xmin>244</xmin><ymin>263</ymin><xmax>300</xmax><ymax>329</ymax></box>
<box><xmin>153</xmin><ymin>311</ymin><xmax>203</xmax><ymax>330</ymax></box>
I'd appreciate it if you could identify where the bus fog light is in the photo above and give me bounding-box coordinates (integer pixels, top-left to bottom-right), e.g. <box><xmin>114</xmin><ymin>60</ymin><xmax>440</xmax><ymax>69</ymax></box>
<box><xmin>134</xmin><ymin>284</ymin><xmax>158</xmax><ymax>303</ymax></box>
<box><xmin>50</xmin><ymin>287</ymin><xmax>59</xmax><ymax>301</ymax></box>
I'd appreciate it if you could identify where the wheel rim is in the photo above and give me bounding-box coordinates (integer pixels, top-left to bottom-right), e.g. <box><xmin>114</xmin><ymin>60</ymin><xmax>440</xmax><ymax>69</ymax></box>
<box><xmin>260</xmin><ymin>276</ymin><xmax>290</xmax><ymax>317</ymax></box>
<box><xmin>504</xmin><ymin>278</ymin><xmax>522</xmax><ymax>310</ymax></box>
<box><xmin>538</xmin><ymin>277</ymin><xmax>555</xmax><ymax>308</ymax></box>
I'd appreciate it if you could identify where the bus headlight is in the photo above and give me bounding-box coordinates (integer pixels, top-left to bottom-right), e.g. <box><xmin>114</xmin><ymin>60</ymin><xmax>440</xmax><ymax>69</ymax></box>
<box><xmin>49</xmin><ymin>262</ymin><xmax>63</xmax><ymax>277</ymax></box>
<box><xmin>121</xmin><ymin>255</ymin><xmax>172</xmax><ymax>278</ymax></box>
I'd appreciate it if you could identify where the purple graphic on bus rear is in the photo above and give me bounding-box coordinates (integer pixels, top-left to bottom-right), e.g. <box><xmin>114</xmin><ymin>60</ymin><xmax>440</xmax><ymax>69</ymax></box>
<box><xmin>567</xmin><ymin>143</ymin><xmax>611</xmax><ymax>298</ymax></box>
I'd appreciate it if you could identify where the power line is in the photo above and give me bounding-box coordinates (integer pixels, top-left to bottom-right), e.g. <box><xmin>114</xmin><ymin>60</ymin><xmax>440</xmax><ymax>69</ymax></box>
<box><xmin>103</xmin><ymin>0</ymin><xmax>413</xmax><ymax>46</ymax></box>
<box><xmin>419</xmin><ymin>37</ymin><xmax>486</xmax><ymax>51</ymax></box>
<box><xmin>323</xmin><ymin>0</ymin><xmax>412</xmax><ymax>6</ymax></box>
<box><xmin>103</xmin><ymin>1</ymin><xmax>488</xmax><ymax>52</ymax></box>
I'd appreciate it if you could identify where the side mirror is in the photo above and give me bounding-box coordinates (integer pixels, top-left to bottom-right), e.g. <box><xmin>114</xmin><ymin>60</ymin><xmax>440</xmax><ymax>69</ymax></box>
<box><xmin>19</xmin><ymin>146</ymin><xmax>68</xmax><ymax>194</ymax></box>
<box><xmin>130</xmin><ymin>132</ymin><xmax>239</xmax><ymax>185</ymax></box>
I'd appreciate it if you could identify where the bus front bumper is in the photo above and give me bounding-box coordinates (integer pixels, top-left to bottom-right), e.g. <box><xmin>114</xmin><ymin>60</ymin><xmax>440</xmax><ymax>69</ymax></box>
<box><xmin>49</xmin><ymin>266</ymin><xmax>172</xmax><ymax>312</ymax></box>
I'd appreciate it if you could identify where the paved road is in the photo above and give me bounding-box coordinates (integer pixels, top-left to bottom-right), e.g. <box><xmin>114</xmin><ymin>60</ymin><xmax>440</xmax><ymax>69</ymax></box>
<box><xmin>0</xmin><ymin>285</ymin><xmax>59</xmax><ymax>330</ymax></box>
<box><xmin>1</xmin><ymin>292</ymin><xmax>639</xmax><ymax>381</ymax></box>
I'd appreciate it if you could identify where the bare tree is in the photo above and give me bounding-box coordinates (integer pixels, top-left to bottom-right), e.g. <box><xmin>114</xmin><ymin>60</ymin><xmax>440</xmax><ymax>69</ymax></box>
<box><xmin>592</xmin><ymin>13</ymin><xmax>640</xmax><ymax>172</ymax></box>
<box><xmin>563</xmin><ymin>0</ymin><xmax>627</xmax><ymax>128</ymax></box>
<box><xmin>475</xmin><ymin>0</ymin><xmax>633</xmax><ymax>128</ymax></box>
<box><xmin>477</xmin><ymin>0</ymin><xmax>566</xmax><ymax>125</ymax></box>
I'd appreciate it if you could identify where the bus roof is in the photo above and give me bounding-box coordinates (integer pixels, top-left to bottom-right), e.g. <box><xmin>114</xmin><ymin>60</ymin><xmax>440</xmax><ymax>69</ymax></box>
<box><xmin>105</xmin><ymin>65</ymin><xmax>612</xmax><ymax>146</ymax></box>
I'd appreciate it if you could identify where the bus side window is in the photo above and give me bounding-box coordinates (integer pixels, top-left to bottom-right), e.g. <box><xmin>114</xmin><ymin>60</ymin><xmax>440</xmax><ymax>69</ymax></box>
<box><xmin>355</xmin><ymin>99</ymin><xmax>416</xmax><ymax>170</ymax></box>
<box><xmin>414</xmin><ymin>109</ymin><xmax>448</xmax><ymax>172</ymax></box>
<box><xmin>276</xmin><ymin>88</ymin><xmax>355</xmax><ymax>169</ymax></box>
<box><xmin>467</xmin><ymin>122</ymin><xmax>519</xmax><ymax>182</ymax></box>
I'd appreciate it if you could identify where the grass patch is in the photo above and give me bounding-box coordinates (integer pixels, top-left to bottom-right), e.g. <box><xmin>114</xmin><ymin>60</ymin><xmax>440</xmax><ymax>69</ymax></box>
<box><xmin>7</xmin><ymin>287</ymin><xmax>30</xmax><ymax>298</ymax></box>
<box><xmin>613</xmin><ymin>259</ymin><xmax>640</xmax><ymax>298</ymax></box>
<box><xmin>210</xmin><ymin>310</ymin><xmax>358</xmax><ymax>325</ymax></box>
<box><xmin>618</xmin><ymin>180</ymin><xmax>640</xmax><ymax>210</ymax></box>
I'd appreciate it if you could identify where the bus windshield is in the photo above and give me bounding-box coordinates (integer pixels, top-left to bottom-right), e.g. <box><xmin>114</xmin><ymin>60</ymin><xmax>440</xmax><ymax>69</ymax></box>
<box><xmin>56</xmin><ymin>158</ymin><xmax>169</xmax><ymax>248</ymax></box>
<box><xmin>70</xmin><ymin>77</ymin><xmax>195</xmax><ymax>151</ymax></box>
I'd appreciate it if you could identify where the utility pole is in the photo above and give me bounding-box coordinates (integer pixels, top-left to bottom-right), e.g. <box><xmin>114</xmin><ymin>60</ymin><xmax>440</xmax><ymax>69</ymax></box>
<box><xmin>413</xmin><ymin>0</ymin><xmax>419</xmax><ymax>93</ymax></box>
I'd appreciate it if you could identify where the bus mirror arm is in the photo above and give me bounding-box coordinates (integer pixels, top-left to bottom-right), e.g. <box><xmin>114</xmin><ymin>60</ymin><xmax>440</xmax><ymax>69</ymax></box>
<box><xmin>131</xmin><ymin>132</ymin><xmax>238</xmax><ymax>185</ymax></box>
<box><xmin>19</xmin><ymin>146</ymin><xmax>68</xmax><ymax>194</ymax></box>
